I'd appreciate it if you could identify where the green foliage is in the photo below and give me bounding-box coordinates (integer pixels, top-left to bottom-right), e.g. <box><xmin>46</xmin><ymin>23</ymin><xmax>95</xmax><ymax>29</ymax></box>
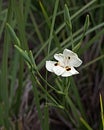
<box><xmin>0</xmin><ymin>0</ymin><xmax>104</xmax><ymax>130</ymax></box>
<box><xmin>100</xmin><ymin>94</ymin><xmax>104</xmax><ymax>130</ymax></box>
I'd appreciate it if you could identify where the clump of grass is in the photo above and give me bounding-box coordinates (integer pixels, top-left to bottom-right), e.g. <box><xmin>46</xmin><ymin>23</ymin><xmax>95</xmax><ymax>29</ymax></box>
<box><xmin>0</xmin><ymin>0</ymin><xmax>104</xmax><ymax>130</ymax></box>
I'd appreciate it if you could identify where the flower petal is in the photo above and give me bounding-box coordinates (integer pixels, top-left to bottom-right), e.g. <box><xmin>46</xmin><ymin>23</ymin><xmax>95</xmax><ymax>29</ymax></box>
<box><xmin>61</xmin><ymin>66</ymin><xmax>79</xmax><ymax>77</ymax></box>
<box><xmin>53</xmin><ymin>66</ymin><xmax>65</xmax><ymax>76</ymax></box>
<box><xmin>54</xmin><ymin>53</ymin><xmax>64</xmax><ymax>63</ymax></box>
<box><xmin>68</xmin><ymin>57</ymin><xmax>82</xmax><ymax>67</ymax></box>
<box><xmin>63</xmin><ymin>49</ymin><xmax>82</xmax><ymax>67</ymax></box>
<box><xmin>63</xmin><ymin>49</ymin><xmax>77</xmax><ymax>57</ymax></box>
<box><xmin>46</xmin><ymin>61</ymin><xmax>57</xmax><ymax>72</ymax></box>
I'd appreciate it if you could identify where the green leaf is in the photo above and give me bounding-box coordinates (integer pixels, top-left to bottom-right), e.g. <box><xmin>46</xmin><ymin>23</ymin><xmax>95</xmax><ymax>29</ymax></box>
<box><xmin>100</xmin><ymin>94</ymin><xmax>104</xmax><ymax>130</ymax></box>
<box><xmin>73</xmin><ymin>14</ymin><xmax>90</xmax><ymax>52</ymax></box>
<box><xmin>6</xmin><ymin>23</ymin><xmax>20</xmax><ymax>46</ymax></box>
<box><xmin>14</xmin><ymin>45</ymin><xmax>31</xmax><ymax>65</ymax></box>
<box><xmin>64</xmin><ymin>4</ymin><xmax>74</xmax><ymax>48</ymax></box>
<box><xmin>64</xmin><ymin>4</ymin><xmax>72</xmax><ymax>31</ymax></box>
<box><xmin>80</xmin><ymin>117</ymin><xmax>93</xmax><ymax>130</ymax></box>
<box><xmin>81</xmin><ymin>54</ymin><xmax>104</xmax><ymax>69</ymax></box>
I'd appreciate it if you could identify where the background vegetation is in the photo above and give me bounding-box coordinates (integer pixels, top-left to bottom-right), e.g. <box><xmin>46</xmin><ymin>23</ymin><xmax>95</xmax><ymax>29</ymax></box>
<box><xmin>0</xmin><ymin>0</ymin><xmax>104</xmax><ymax>130</ymax></box>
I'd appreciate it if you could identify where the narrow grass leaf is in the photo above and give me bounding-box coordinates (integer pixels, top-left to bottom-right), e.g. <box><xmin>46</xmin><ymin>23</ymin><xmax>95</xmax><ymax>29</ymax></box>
<box><xmin>0</xmin><ymin>11</ymin><xmax>7</xmax><ymax>39</ymax></box>
<box><xmin>9</xmin><ymin>50</ymin><xmax>19</xmax><ymax>107</ymax></box>
<box><xmin>80</xmin><ymin>117</ymin><xmax>93</xmax><ymax>130</ymax></box>
<box><xmin>70</xmin><ymin>77</ymin><xmax>86</xmax><ymax>120</ymax></box>
<box><xmin>0</xmin><ymin>0</ymin><xmax>14</xmax><ymax>129</ymax></box>
<box><xmin>0</xmin><ymin>104</ymin><xmax>4</xmax><ymax>126</ymax></box>
<box><xmin>55</xmin><ymin>0</ymin><xmax>97</xmax><ymax>37</ymax></box>
<box><xmin>39</xmin><ymin>1</ymin><xmax>61</xmax><ymax>51</ymax></box>
<box><xmin>66</xmin><ymin>95</ymin><xmax>80</xmax><ymax>123</ymax></box>
<box><xmin>73</xmin><ymin>14</ymin><xmax>90</xmax><ymax>52</ymax></box>
<box><xmin>100</xmin><ymin>93</ymin><xmax>104</xmax><ymax>130</ymax></box>
<box><xmin>64</xmin><ymin>4</ymin><xmax>72</xmax><ymax>31</ymax></box>
<box><xmin>48</xmin><ymin>0</ymin><xmax>59</xmax><ymax>54</ymax></box>
<box><xmin>6</xmin><ymin>23</ymin><xmax>20</xmax><ymax>46</ymax></box>
<box><xmin>64</xmin><ymin>4</ymin><xmax>74</xmax><ymax>48</ymax></box>
<box><xmin>31</xmin><ymin>73</ymin><xmax>44</xmax><ymax>130</ymax></box>
<box><xmin>30</xmin><ymin>11</ymin><xmax>44</xmax><ymax>45</ymax></box>
<box><xmin>81</xmin><ymin>54</ymin><xmax>104</xmax><ymax>69</ymax></box>
<box><xmin>14</xmin><ymin>45</ymin><xmax>31</xmax><ymax>65</ymax></box>
<box><xmin>24</xmin><ymin>0</ymin><xmax>31</xmax><ymax>23</ymax></box>
<box><xmin>80</xmin><ymin>29</ymin><xmax>104</xmax><ymax>55</ymax></box>
<box><xmin>43</xmin><ymin>106</ymin><xmax>49</xmax><ymax>130</ymax></box>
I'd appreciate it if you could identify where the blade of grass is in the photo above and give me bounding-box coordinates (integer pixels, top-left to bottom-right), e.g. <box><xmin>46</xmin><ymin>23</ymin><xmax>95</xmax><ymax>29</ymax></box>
<box><xmin>14</xmin><ymin>45</ymin><xmax>31</xmax><ymax>64</ymax></box>
<box><xmin>80</xmin><ymin>117</ymin><xmax>93</xmax><ymax>130</ymax></box>
<box><xmin>64</xmin><ymin>4</ymin><xmax>74</xmax><ymax>48</ymax></box>
<box><xmin>65</xmin><ymin>94</ymin><xmax>80</xmax><ymax>124</ymax></box>
<box><xmin>6</xmin><ymin>23</ymin><xmax>20</xmax><ymax>46</ymax></box>
<box><xmin>0</xmin><ymin>104</ymin><xmax>4</xmax><ymax>127</ymax></box>
<box><xmin>0</xmin><ymin>0</ymin><xmax>3</xmax><ymax>12</ymax></box>
<box><xmin>56</xmin><ymin>0</ymin><xmax>96</xmax><ymax>36</ymax></box>
<box><xmin>13</xmin><ymin>0</ymin><xmax>29</xmax><ymax>118</ymax></box>
<box><xmin>0</xmin><ymin>0</ymin><xmax>14</xmax><ymax>129</ymax></box>
<box><xmin>39</xmin><ymin>1</ymin><xmax>61</xmax><ymax>51</ymax></box>
<box><xmin>47</xmin><ymin>0</ymin><xmax>59</xmax><ymax>54</ymax></box>
<box><xmin>81</xmin><ymin>54</ymin><xmax>104</xmax><ymax>69</ymax></box>
<box><xmin>35</xmin><ymin>0</ymin><xmax>97</xmax><ymax>61</ymax></box>
<box><xmin>73</xmin><ymin>14</ymin><xmax>90</xmax><ymax>52</ymax></box>
<box><xmin>31</xmin><ymin>73</ymin><xmax>44</xmax><ymax>130</ymax></box>
<box><xmin>30</xmin><ymin>11</ymin><xmax>44</xmax><ymax>45</ymax></box>
<box><xmin>24</xmin><ymin>0</ymin><xmax>31</xmax><ymax>23</ymax></box>
<box><xmin>0</xmin><ymin>10</ymin><xmax>7</xmax><ymax>39</ymax></box>
<box><xmin>6</xmin><ymin>24</ymin><xmax>20</xmax><ymax>107</ymax></box>
<box><xmin>70</xmin><ymin>77</ymin><xmax>86</xmax><ymax>120</ymax></box>
<box><xmin>44</xmin><ymin>1</ymin><xmax>60</xmax><ymax>119</ymax></box>
<box><xmin>9</xmin><ymin>50</ymin><xmax>19</xmax><ymax>107</ymax></box>
<box><xmin>14</xmin><ymin>1</ymin><xmax>28</xmax><ymax>50</ymax></box>
<box><xmin>43</xmin><ymin>105</ymin><xmax>49</xmax><ymax>130</ymax></box>
<box><xmin>80</xmin><ymin>28</ymin><xmax>104</xmax><ymax>55</ymax></box>
<box><xmin>100</xmin><ymin>93</ymin><xmax>104</xmax><ymax>130</ymax></box>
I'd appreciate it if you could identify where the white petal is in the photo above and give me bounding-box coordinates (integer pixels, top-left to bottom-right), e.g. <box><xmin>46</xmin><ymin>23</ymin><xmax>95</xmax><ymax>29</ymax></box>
<box><xmin>67</xmin><ymin>57</ymin><xmax>82</xmax><ymax>67</ymax></box>
<box><xmin>53</xmin><ymin>66</ymin><xmax>65</xmax><ymax>76</ymax></box>
<box><xmin>61</xmin><ymin>66</ymin><xmax>79</xmax><ymax>77</ymax></box>
<box><xmin>63</xmin><ymin>49</ymin><xmax>77</xmax><ymax>57</ymax></box>
<box><xmin>46</xmin><ymin>61</ymin><xmax>57</xmax><ymax>72</ymax></box>
<box><xmin>63</xmin><ymin>49</ymin><xmax>82</xmax><ymax>67</ymax></box>
<box><xmin>54</xmin><ymin>53</ymin><xmax>64</xmax><ymax>63</ymax></box>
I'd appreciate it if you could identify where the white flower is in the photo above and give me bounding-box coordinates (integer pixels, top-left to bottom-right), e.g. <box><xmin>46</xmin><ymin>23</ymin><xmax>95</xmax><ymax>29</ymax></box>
<box><xmin>46</xmin><ymin>49</ymin><xmax>82</xmax><ymax>77</ymax></box>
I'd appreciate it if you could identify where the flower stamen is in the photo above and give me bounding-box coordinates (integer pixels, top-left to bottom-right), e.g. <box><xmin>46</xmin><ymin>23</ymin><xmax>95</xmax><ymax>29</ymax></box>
<box><xmin>54</xmin><ymin>62</ymin><xmax>58</xmax><ymax>66</ymax></box>
<box><xmin>68</xmin><ymin>56</ymin><xmax>70</xmax><ymax>59</ymax></box>
<box><xmin>65</xmin><ymin>66</ymin><xmax>71</xmax><ymax>71</ymax></box>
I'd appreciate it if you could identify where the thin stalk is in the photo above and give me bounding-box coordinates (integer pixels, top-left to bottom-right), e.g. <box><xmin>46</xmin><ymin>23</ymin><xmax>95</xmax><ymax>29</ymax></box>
<box><xmin>0</xmin><ymin>0</ymin><xmax>14</xmax><ymax>129</ymax></box>
<box><xmin>48</xmin><ymin>0</ymin><xmax>59</xmax><ymax>54</ymax></box>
